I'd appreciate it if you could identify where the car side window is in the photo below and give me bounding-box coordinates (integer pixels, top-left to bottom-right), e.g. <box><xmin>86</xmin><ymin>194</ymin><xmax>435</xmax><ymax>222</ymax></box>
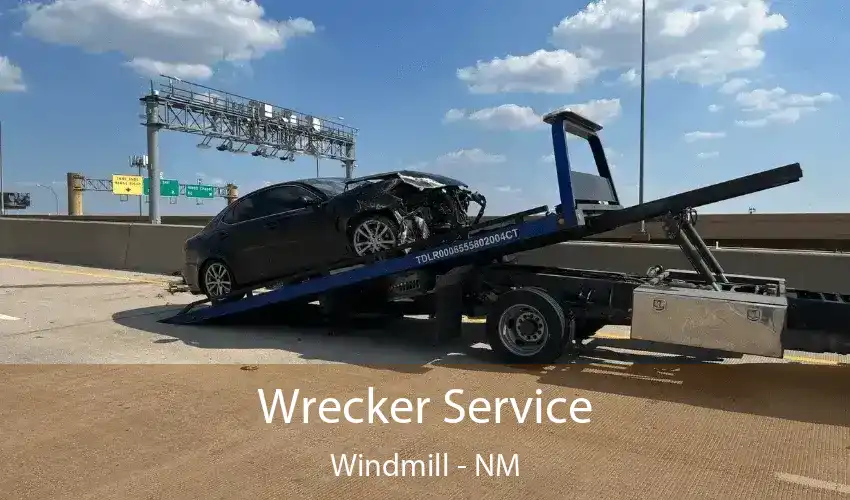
<box><xmin>252</xmin><ymin>186</ymin><xmax>317</xmax><ymax>218</ymax></box>
<box><xmin>222</xmin><ymin>196</ymin><xmax>257</xmax><ymax>224</ymax></box>
<box><xmin>221</xmin><ymin>186</ymin><xmax>317</xmax><ymax>224</ymax></box>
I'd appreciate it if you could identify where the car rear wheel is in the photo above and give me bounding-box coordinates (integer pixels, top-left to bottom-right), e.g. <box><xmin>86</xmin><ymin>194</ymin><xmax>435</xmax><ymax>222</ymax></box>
<box><xmin>201</xmin><ymin>260</ymin><xmax>242</xmax><ymax>302</ymax></box>
<box><xmin>351</xmin><ymin>215</ymin><xmax>401</xmax><ymax>256</ymax></box>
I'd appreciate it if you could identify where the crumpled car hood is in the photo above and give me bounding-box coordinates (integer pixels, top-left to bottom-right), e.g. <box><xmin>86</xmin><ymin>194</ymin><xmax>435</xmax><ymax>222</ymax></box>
<box><xmin>346</xmin><ymin>170</ymin><xmax>469</xmax><ymax>192</ymax></box>
<box><xmin>397</xmin><ymin>173</ymin><xmax>451</xmax><ymax>190</ymax></box>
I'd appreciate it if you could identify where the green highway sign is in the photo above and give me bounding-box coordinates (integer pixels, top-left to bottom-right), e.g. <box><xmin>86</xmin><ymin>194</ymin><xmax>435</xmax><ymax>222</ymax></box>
<box><xmin>186</xmin><ymin>184</ymin><xmax>216</xmax><ymax>199</ymax></box>
<box><xmin>143</xmin><ymin>178</ymin><xmax>180</xmax><ymax>197</ymax></box>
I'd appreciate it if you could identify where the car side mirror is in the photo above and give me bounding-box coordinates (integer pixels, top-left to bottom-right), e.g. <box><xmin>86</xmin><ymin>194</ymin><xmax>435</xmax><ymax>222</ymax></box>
<box><xmin>300</xmin><ymin>195</ymin><xmax>319</xmax><ymax>206</ymax></box>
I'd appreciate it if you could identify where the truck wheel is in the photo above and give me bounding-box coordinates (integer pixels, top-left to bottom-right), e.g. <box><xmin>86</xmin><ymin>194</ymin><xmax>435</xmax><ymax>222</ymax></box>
<box><xmin>486</xmin><ymin>287</ymin><xmax>566</xmax><ymax>364</ymax></box>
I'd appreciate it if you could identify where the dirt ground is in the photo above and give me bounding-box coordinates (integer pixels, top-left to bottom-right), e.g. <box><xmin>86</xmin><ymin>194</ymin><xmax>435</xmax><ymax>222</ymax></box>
<box><xmin>2</xmin><ymin>363</ymin><xmax>849</xmax><ymax>500</ymax></box>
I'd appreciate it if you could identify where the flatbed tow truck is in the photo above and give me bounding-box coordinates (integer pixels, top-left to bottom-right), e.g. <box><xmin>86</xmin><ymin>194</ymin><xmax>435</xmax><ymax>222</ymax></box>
<box><xmin>165</xmin><ymin>108</ymin><xmax>850</xmax><ymax>364</ymax></box>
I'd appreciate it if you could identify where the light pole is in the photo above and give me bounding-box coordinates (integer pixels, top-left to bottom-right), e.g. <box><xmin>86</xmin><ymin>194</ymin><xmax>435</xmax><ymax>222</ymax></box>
<box><xmin>638</xmin><ymin>0</ymin><xmax>647</xmax><ymax>234</ymax></box>
<box><xmin>35</xmin><ymin>183</ymin><xmax>59</xmax><ymax>215</ymax></box>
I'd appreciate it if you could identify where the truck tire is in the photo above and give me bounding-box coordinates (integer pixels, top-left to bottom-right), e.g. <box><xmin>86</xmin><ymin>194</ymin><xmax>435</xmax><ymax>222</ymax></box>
<box><xmin>485</xmin><ymin>287</ymin><xmax>566</xmax><ymax>364</ymax></box>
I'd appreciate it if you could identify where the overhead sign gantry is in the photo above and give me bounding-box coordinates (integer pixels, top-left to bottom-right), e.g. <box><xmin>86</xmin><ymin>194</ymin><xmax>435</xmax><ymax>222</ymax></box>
<box><xmin>138</xmin><ymin>75</ymin><xmax>358</xmax><ymax>224</ymax></box>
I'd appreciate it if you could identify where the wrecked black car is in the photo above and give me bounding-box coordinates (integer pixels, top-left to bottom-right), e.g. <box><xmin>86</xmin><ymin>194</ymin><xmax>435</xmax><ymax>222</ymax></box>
<box><xmin>182</xmin><ymin>170</ymin><xmax>486</xmax><ymax>300</ymax></box>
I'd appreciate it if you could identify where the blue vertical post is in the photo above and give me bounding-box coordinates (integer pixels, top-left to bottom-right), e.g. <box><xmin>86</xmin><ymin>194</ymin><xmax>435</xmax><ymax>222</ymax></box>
<box><xmin>550</xmin><ymin>118</ymin><xmax>578</xmax><ymax>227</ymax></box>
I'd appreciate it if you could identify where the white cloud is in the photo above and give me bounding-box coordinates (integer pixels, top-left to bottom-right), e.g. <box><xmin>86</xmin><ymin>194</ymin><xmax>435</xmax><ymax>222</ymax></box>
<box><xmin>21</xmin><ymin>0</ymin><xmax>316</xmax><ymax>80</ymax></box>
<box><xmin>541</xmin><ymin>154</ymin><xmax>555</xmax><ymax>163</ymax></box>
<box><xmin>564</xmin><ymin>98</ymin><xmax>622</xmax><ymax>125</ymax></box>
<box><xmin>708</xmin><ymin>104</ymin><xmax>722</xmax><ymax>112</ymax></box>
<box><xmin>457</xmin><ymin>0</ymin><xmax>788</xmax><ymax>94</ymax></box>
<box><xmin>735</xmin><ymin>87</ymin><xmax>838</xmax><ymax>112</ymax></box>
<box><xmin>617</xmin><ymin>68</ymin><xmax>639</xmax><ymax>86</ymax></box>
<box><xmin>124</xmin><ymin>59</ymin><xmax>213</xmax><ymax>80</ymax></box>
<box><xmin>0</xmin><ymin>55</ymin><xmax>26</xmax><ymax>92</ymax></box>
<box><xmin>494</xmin><ymin>186</ymin><xmax>521</xmax><ymax>193</ymax></box>
<box><xmin>697</xmin><ymin>151</ymin><xmax>719</xmax><ymax>159</ymax></box>
<box><xmin>735</xmin><ymin>118</ymin><xmax>767</xmax><ymax>128</ymax></box>
<box><xmin>443</xmin><ymin>108</ymin><xmax>466</xmax><ymax>123</ymax></box>
<box><xmin>733</xmin><ymin>87</ymin><xmax>839</xmax><ymax>126</ymax></box>
<box><xmin>552</xmin><ymin>0</ymin><xmax>788</xmax><ymax>85</ymax></box>
<box><xmin>456</xmin><ymin>49</ymin><xmax>599</xmax><ymax>94</ymax></box>
<box><xmin>735</xmin><ymin>106</ymin><xmax>818</xmax><ymax>128</ymax></box>
<box><xmin>683</xmin><ymin>131</ymin><xmax>726</xmax><ymax>142</ymax></box>
<box><xmin>446</xmin><ymin>99</ymin><xmax>622</xmax><ymax>131</ymax></box>
<box><xmin>447</xmin><ymin>104</ymin><xmax>543</xmax><ymax>130</ymax></box>
<box><xmin>719</xmin><ymin>78</ymin><xmax>750</xmax><ymax>94</ymax></box>
<box><xmin>435</xmin><ymin>148</ymin><xmax>507</xmax><ymax>165</ymax></box>
<box><xmin>765</xmin><ymin>106</ymin><xmax>817</xmax><ymax>123</ymax></box>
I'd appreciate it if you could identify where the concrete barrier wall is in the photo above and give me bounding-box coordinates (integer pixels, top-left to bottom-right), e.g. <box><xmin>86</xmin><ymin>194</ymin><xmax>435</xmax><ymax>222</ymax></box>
<box><xmin>1</xmin><ymin>218</ymin><xmax>849</xmax><ymax>293</ymax></box>
<box><xmin>124</xmin><ymin>223</ymin><xmax>201</xmax><ymax>273</ymax></box>
<box><xmin>515</xmin><ymin>242</ymin><xmax>850</xmax><ymax>294</ymax></box>
<box><xmin>0</xmin><ymin>218</ymin><xmax>200</xmax><ymax>274</ymax></box>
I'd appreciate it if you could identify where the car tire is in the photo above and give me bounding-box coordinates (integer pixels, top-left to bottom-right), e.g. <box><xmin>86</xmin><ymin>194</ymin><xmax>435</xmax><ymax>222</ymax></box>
<box><xmin>350</xmin><ymin>214</ymin><xmax>403</xmax><ymax>257</ymax></box>
<box><xmin>200</xmin><ymin>259</ymin><xmax>244</xmax><ymax>302</ymax></box>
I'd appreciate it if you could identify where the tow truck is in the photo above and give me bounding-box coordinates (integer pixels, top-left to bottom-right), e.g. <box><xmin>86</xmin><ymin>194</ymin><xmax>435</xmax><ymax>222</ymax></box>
<box><xmin>164</xmin><ymin>108</ymin><xmax>850</xmax><ymax>364</ymax></box>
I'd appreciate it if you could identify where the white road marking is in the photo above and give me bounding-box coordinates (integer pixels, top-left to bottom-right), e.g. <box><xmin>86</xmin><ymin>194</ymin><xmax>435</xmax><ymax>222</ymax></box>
<box><xmin>581</xmin><ymin>367</ymin><xmax>684</xmax><ymax>384</ymax></box>
<box><xmin>775</xmin><ymin>472</ymin><xmax>850</xmax><ymax>494</ymax></box>
<box><xmin>0</xmin><ymin>313</ymin><xmax>20</xmax><ymax>321</ymax></box>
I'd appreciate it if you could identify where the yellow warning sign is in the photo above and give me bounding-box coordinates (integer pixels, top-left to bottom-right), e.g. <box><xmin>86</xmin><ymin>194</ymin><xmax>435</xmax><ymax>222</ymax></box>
<box><xmin>112</xmin><ymin>174</ymin><xmax>143</xmax><ymax>196</ymax></box>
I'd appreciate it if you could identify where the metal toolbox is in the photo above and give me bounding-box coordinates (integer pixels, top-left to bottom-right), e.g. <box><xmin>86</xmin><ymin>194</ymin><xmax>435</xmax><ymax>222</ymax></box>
<box><xmin>630</xmin><ymin>283</ymin><xmax>787</xmax><ymax>358</ymax></box>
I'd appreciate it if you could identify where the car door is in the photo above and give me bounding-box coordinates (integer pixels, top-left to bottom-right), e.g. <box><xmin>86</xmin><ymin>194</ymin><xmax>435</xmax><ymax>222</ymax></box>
<box><xmin>252</xmin><ymin>185</ymin><xmax>334</xmax><ymax>278</ymax></box>
<box><xmin>213</xmin><ymin>192</ymin><xmax>272</xmax><ymax>285</ymax></box>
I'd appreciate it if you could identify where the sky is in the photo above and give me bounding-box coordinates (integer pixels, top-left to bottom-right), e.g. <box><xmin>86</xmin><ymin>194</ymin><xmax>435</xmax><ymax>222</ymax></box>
<box><xmin>0</xmin><ymin>0</ymin><xmax>847</xmax><ymax>217</ymax></box>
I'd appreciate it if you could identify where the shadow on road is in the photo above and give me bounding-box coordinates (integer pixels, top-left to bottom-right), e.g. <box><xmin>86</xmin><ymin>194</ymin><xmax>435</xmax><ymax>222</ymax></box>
<box><xmin>112</xmin><ymin>303</ymin><xmax>492</xmax><ymax>373</ymax></box>
<box><xmin>112</xmin><ymin>303</ymin><xmax>850</xmax><ymax>428</ymax></box>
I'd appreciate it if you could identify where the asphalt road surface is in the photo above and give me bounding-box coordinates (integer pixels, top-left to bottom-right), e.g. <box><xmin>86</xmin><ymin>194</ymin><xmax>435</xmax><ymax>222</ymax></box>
<box><xmin>1</xmin><ymin>258</ymin><xmax>848</xmax><ymax>499</ymax></box>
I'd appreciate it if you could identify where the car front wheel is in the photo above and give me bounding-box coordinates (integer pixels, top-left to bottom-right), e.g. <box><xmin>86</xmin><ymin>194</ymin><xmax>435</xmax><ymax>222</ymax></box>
<box><xmin>201</xmin><ymin>260</ymin><xmax>243</xmax><ymax>302</ymax></box>
<box><xmin>351</xmin><ymin>215</ymin><xmax>401</xmax><ymax>256</ymax></box>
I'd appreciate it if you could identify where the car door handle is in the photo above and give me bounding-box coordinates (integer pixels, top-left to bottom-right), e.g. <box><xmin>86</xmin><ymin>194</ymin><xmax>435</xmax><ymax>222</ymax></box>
<box><xmin>216</xmin><ymin>230</ymin><xmax>229</xmax><ymax>240</ymax></box>
<box><xmin>264</xmin><ymin>221</ymin><xmax>278</xmax><ymax>229</ymax></box>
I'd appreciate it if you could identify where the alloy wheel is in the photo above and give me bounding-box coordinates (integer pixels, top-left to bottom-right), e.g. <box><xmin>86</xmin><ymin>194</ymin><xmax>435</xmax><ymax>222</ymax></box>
<box><xmin>203</xmin><ymin>262</ymin><xmax>233</xmax><ymax>298</ymax></box>
<box><xmin>353</xmin><ymin>219</ymin><xmax>398</xmax><ymax>256</ymax></box>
